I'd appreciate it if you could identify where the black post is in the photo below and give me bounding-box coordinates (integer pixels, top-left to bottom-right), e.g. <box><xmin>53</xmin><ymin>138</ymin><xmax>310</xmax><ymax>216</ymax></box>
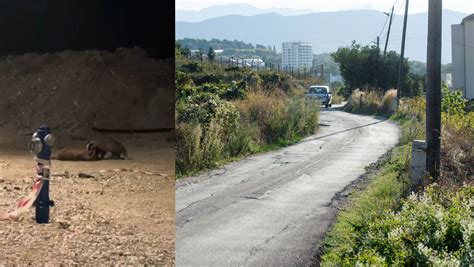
<box><xmin>396</xmin><ymin>0</ymin><xmax>409</xmax><ymax>109</ymax></box>
<box><xmin>36</xmin><ymin>164</ymin><xmax>50</xmax><ymax>223</ymax></box>
<box><xmin>31</xmin><ymin>125</ymin><xmax>54</xmax><ymax>224</ymax></box>
<box><xmin>321</xmin><ymin>64</ymin><xmax>325</xmax><ymax>82</ymax></box>
<box><xmin>426</xmin><ymin>0</ymin><xmax>442</xmax><ymax>180</ymax></box>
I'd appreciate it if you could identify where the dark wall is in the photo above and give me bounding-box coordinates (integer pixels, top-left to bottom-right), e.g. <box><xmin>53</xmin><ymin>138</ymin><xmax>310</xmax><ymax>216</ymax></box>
<box><xmin>0</xmin><ymin>0</ymin><xmax>174</xmax><ymax>58</ymax></box>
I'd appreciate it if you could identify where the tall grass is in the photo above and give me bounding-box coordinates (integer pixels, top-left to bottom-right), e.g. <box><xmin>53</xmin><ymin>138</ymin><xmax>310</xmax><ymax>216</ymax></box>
<box><xmin>344</xmin><ymin>89</ymin><xmax>397</xmax><ymax>115</ymax></box>
<box><xmin>176</xmin><ymin>91</ymin><xmax>319</xmax><ymax>177</ymax></box>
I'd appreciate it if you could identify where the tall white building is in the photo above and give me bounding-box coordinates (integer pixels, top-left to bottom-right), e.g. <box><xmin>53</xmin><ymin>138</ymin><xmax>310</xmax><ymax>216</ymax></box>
<box><xmin>452</xmin><ymin>14</ymin><xmax>474</xmax><ymax>99</ymax></box>
<box><xmin>282</xmin><ymin>42</ymin><xmax>313</xmax><ymax>70</ymax></box>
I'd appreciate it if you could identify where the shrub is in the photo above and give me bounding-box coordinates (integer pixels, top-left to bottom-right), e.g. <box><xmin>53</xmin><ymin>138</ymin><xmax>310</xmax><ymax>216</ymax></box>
<box><xmin>331</xmin><ymin>92</ymin><xmax>345</xmax><ymax>105</ymax></box>
<box><xmin>344</xmin><ymin>90</ymin><xmax>383</xmax><ymax>115</ymax></box>
<box><xmin>224</xmin><ymin>80</ymin><xmax>247</xmax><ymax>100</ymax></box>
<box><xmin>222</xmin><ymin>122</ymin><xmax>257</xmax><ymax>158</ymax></box>
<box><xmin>442</xmin><ymin>90</ymin><xmax>467</xmax><ymax>115</ymax></box>
<box><xmin>350</xmin><ymin>185</ymin><xmax>473</xmax><ymax>265</ymax></box>
<box><xmin>235</xmin><ymin>92</ymin><xmax>319</xmax><ymax>144</ymax></box>
<box><xmin>180</xmin><ymin>62</ymin><xmax>202</xmax><ymax>73</ymax></box>
<box><xmin>193</xmin><ymin>72</ymin><xmax>221</xmax><ymax>85</ymax></box>
<box><xmin>381</xmin><ymin>89</ymin><xmax>397</xmax><ymax>114</ymax></box>
<box><xmin>176</xmin><ymin>71</ymin><xmax>196</xmax><ymax>100</ymax></box>
<box><xmin>176</xmin><ymin>122</ymin><xmax>203</xmax><ymax>175</ymax></box>
<box><xmin>245</xmin><ymin>72</ymin><xmax>262</xmax><ymax>89</ymax></box>
<box><xmin>177</xmin><ymin>92</ymin><xmax>239</xmax><ymax>127</ymax></box>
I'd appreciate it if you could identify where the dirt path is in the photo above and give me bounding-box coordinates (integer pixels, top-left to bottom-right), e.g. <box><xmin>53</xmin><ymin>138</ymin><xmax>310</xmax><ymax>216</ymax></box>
<box><xmin>0</xmin><ymin>127</ymin><xmax>175</xmax><ymax>265</ymax></box>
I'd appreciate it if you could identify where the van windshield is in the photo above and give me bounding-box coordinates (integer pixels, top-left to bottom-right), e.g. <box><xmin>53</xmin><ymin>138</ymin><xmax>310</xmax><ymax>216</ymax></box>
<box><xmin>309</xmin><ymin>87</ymin><xmax>327</xmax><ymax>94</ymax></box>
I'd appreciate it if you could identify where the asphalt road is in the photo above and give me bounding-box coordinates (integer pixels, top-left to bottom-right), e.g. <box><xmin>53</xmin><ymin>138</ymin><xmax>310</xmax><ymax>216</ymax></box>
<box><xmin>176</xmin><ymin>107</ymin><xmax>400</xmax><ymax>266</ymax></box>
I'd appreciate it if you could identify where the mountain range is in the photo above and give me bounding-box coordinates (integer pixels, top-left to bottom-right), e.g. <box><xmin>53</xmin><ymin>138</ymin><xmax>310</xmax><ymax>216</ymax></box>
<box><xmin>176</xmin><ymin>7</ymin><xmax>469</xmax><ymax>63</ymax></box>
<box><xmin>176</xmin><ymin>4</ymin><xmax>314</xmax><ymax>22</ymax></box>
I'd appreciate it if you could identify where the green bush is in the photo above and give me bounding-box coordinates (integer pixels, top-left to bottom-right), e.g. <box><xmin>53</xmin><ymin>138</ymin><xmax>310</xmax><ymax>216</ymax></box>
<box><xmin>442</xmin><ymin>90</ymin><xmax>468</xmax><ymax>115</ymax></box>
<box><xmin>348</xmin><ymin>185</ymin><xmax>473</xmax><ymax>265</ymax></box>
<box><xmin>176</xmin><ymin>71</ymin><xmax>196</xmax><ymax>100</ymax></box>
<box><xmin>177</xmin><ymin>92</ymin><xmax>239</xmax><ymax>127</ymax></box>
<box><xmin>180</xmin><ymin>62</ymin><xmax>202</xmax><ymax>73</ymax></box>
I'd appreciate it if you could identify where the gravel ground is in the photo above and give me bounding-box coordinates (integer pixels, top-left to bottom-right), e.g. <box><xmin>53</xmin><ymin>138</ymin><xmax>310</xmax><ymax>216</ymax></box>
<box><xmin>0</xmin><ymin>128</ymin><xmax>175</xmax><ymax>265</ymax></box>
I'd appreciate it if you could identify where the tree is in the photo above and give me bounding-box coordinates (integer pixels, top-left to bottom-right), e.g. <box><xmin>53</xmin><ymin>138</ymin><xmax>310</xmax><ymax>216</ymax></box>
<box><xmin>331</xmin><ymin>42</ymin><xmax>410</xmax><ymax>94</ymax></box>
<box><xmin>198</xmin><ymin>49</ymin><xmax>204</xmax><ymax>63</ymax></box>
<box><xmin>207</xmin><ymin>47</ymin><xmax>215</xmax><ymax>63</ymax></box>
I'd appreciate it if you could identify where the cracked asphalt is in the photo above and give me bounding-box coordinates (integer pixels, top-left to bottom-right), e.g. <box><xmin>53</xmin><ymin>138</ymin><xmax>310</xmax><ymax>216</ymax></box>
<box><xmin>176</xmin><ymin>107</ymin><xmax>400</xmax><ymax>266</ymax></box>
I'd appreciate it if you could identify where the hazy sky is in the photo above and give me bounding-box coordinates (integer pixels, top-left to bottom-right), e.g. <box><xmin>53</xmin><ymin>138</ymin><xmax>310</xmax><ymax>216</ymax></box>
<box><xmin>176</xmin><ymin>0</ymin><xmax>474</xmax><ymax>15</ymax></box>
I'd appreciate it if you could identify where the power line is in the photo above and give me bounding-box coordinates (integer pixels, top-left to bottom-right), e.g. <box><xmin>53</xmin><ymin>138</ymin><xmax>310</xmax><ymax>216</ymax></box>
<box><xmin>368</xmin><ymin>2</ymin><xmax>399</xmax><ymax>47</ymax></box>
<box><xmin>377</xmin><ymin>11</ymin><xmax>390</xmax><ymax>37</ymax></box>
<box><xmin>443</xmin><ymin>39</ymin><xmax>474</xmax><ymax>49</ymax></box>
<box><xmin>395</xmin><ymin>0</ymin><xmax>406</xmax><ymax>14</ymax></box>
<box><xmin>384</xmin><ymin>37</ymin><xmax>474</xmax><ymax>50</ymax></box>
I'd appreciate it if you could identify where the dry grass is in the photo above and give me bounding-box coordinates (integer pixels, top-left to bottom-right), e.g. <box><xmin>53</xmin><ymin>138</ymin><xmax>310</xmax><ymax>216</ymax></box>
<box><xmin>381</xmin><ymin>89</ymin><xmax>397</xmax><ymax>114</ymax></box>
<box><xmin>345</xmin><ymin>89</ymin><xmax>398</xmax><ymax>115</ymax></box>
<box><xmin>331</xmin><ymin>93</ymin><xmax>345</xmax><ymax>105</ymax></box>
<box><xmin>441</xmin><ymin>113</ymin><xmax>474</xmax><ymax>187</ymax></box>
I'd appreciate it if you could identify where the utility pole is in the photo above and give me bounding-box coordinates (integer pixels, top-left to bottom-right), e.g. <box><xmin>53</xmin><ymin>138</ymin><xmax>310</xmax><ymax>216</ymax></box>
<box><xmin>396</xmin><ymin>0</ymin><xmax>409</xmax><ymax>109</ymax></box>
<box><xmin>383</xmin><ymin>6</ymin><xmax>395</xmax><ymax>56</ymax></box>
<box><xmin>319</xmin><ymin>64</ymin><xmax>325</xmax><ymax>81</ymax></box>
<box><xmin>426</xmin><ymin>0</ymin><xmax>442</xmax><ymax>180</ymax></box>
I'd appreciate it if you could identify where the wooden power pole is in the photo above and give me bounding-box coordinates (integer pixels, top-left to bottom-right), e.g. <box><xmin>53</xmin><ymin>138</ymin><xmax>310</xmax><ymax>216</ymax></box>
<box><xmin>426</xmin><ymin>0</ymin><xmax>442</xmax><ymax>180</ymax></box>
<box><xmin>383</xmin><ymin>6</ymin><xmax>395</xmax><ymax>56</ymax></box>
<box><xmin>396</xmin><ymin>0</ymin><xmax>409</xmax><ymax>109</ymax></box>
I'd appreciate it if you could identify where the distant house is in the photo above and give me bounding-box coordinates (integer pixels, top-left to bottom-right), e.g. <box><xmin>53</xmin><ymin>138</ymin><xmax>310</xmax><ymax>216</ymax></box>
<box><xmin>452</xmin><ymin>14</ymin><xmax>474</xmax><ymax>99</ymax></box>
<box><xmin>230</xmin><ymin>58</ymin><xmax>265</xmax><ymax>69</ymax></box>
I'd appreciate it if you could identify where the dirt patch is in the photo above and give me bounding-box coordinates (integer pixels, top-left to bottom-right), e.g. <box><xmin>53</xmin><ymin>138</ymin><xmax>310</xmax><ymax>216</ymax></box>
<box><xmin>0</xmin><ymin>127</ymin><xmax>175</xmax><ymax>265</ymax></box>
<box><xmin>0</xmin><ymin>47</ymin><xmax>174</xmax><ymax>135</ymax></box>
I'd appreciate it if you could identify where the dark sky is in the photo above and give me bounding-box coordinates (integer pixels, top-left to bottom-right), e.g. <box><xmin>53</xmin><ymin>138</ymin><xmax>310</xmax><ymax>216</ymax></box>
<box><xmin>0</xmin><ymin>0</ymin><xmax>174</xmax><ymax>58</ymax></box>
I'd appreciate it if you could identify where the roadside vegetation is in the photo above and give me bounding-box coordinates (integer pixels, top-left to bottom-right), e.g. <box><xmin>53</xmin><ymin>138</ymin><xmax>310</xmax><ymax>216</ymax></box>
<box><xmin>175</xmin><ymin>43</ymin><xmax>322</xmax><ymax>177</ymax></box>
<box><xmin>321</xmin><ymin>42</ymin><xmax>473</xmax><ymax>265</ymax></box>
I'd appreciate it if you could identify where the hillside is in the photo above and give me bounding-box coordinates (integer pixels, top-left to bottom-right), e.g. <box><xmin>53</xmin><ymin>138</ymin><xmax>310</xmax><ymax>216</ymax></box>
<box><xmin>0</xmin><ymin>48</ymin><xmax>174</xmax><ymax>137</ymax></box>
<box><xmin>176</xmin><ymin>9</ymin><xmax>468</xmax><ymax>63</ymax></box>
<box><xmin>176</xmin><ymin>4</ymin><xmax>313</xmax><ymax>22</ymax></box>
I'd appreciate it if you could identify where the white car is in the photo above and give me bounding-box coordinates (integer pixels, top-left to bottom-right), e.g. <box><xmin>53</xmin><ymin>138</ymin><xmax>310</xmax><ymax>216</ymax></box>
<box><xmin>306</xmin><ymin>85</ymin><xmax>332</xmax><ymax>108</ymax></box>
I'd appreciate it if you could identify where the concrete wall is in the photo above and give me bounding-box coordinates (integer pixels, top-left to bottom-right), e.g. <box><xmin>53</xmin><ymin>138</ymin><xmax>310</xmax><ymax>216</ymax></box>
<box><xmin>452</xmin><ymin>24</ymin><xmax>465</xmax><ymax>93</ymax></box>
<box><xmin>465</xmin><ymin>21</ymin><xmax>474</xmax><ymax>99</ymax></box>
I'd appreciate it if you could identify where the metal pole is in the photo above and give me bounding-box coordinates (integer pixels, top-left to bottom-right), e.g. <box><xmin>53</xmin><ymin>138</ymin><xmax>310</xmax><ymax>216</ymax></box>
<box><xmin>376</xmin><ymin>36</ymin><xmax>380</xmax><ymax>50</ymax></box>
<box><xmin>426</xmin><ymin>0</ymin><xmax>442</xmax><ymax>180</ymax></box>
<box><xmin>384</xmin><ymin>6</ymin><xmax>395</xmax><ymax>56</ymax></box>
<box><xmin>321</xmin><ymin>64</ymin><xmax>325</xmax><ymax>82</ymax></box>
<box><xmin>396</xmin><ymin>0</ymin><xmax>409</xmax><ymax>109</ymax></box>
